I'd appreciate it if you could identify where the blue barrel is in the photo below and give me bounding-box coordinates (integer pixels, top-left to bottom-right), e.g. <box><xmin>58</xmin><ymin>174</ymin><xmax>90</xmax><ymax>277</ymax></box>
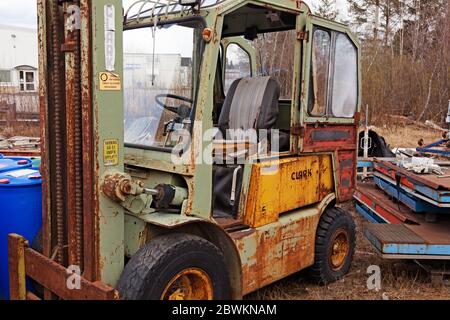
<box><xmin>0</xmin><ymin>157</ymin><xmax>32</xmax><ymax>174</ymax></box>
<box><xmin>0</xmin><ymin>169</ymin><xmax>42</xmax><ymax>299</ymax></box>
<box><xmin>30</xmin><ymin>157</ymin><xmax>41</xmax><ymax>170</ymax></box>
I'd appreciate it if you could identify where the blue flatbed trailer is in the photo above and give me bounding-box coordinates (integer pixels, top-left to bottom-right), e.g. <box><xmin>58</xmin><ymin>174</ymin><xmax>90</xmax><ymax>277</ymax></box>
<box><xmin>356</xmin><ymin>184</ymin><xmax>450</xmax><ymax>260</ymax></box>
<box><xmin>355</xmin><ymin>159</ymin><xmax>450</xmax><ymax>261</ymax></box>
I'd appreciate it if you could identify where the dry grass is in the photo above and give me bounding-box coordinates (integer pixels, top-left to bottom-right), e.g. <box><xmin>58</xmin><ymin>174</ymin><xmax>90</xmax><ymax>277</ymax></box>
<box><xmin>247</xmin><ymin>204</ymin><xmax>450</xmax><ymax>300</ymax></box>
<box><xmin>375</xmin><ymin>126</ymin><xmax>443</xmax><ymax>149</ymax></box>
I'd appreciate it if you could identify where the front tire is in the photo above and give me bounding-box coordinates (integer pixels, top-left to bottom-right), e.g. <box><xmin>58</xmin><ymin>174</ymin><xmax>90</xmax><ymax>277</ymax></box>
<box><xmin>310</xmin><ymin>207</ymin><xmax>356</xmax><ymax>284</ymax></box>
<box><xmin>117</xmin><ymin>233</ymin><xmax>231</xmax><ymax>300</ymax></box>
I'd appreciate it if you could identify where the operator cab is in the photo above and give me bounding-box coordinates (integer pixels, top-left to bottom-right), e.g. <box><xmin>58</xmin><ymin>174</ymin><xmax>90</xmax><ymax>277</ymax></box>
<box><xmin>213</xmin><ymin>5</ymin><xmax>297</xmax><ymax>154</ymax></box>
<box><xmin>122</xmin><ymin>0</ymin><xmax>359</xmax><ymax>219</ymax></box>
<box><xmin>122</xmin><ymin>3</ymin><xmax>298</xmax><ymax>219</ymax></box>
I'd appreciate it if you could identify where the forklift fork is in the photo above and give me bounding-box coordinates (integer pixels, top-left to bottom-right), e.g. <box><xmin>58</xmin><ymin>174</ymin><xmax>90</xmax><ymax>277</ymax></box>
<box><xmin>8</xmin><ymin>234</ymin><xmax>118</xmax><ymax>300</ymax></box>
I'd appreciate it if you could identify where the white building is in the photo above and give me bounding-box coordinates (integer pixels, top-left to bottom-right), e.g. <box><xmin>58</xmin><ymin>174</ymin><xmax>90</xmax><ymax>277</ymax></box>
<box><xmin>0</xmin><ymin>24</ymin><xmax>38</xmax><ymax>93</ymax></box>
<box><xmin>0</xmin><ymin>24</ymin><xmax>39</xmax><ymax>117</ymax></box>
<box><xmin>124</xmin><ymin>53</ymin><xmax>191</xmax><ymax>90</ymax></box>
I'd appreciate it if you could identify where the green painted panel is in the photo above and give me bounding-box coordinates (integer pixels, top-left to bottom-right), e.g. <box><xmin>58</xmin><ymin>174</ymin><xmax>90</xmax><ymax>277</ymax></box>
<box><xmin>92</xmin><ymin>0</ymin><xmax>125</xmax><ymax>287</ymax></box>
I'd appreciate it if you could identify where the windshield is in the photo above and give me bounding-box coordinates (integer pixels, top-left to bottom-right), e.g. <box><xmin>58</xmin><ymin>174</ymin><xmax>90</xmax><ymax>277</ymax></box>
<box><xmin>123</xmin><ymin>21</ymin><xmax>203</xmax><ymax>149</ymax></box>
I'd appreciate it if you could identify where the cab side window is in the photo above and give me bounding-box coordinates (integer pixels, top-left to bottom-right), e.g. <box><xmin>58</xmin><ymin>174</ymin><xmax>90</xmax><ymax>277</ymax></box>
<box><xmin>331</xmin><ymin>34</ymin><xmax>358</xmax><ymax>118</ymax></box>
<box><xmin>224</xmin><ymin>43</ymin><xmax>251</xmax><ymax>94</ymax></box>
<box><xmin>308</xmin><ymin>28</ymin><xmax>358</xmax><ymax>119</ymax></box>
<box><xmin>309</xmin><ymin>30</ymin><xmax>331</xmax><ymax>115</ymax></box>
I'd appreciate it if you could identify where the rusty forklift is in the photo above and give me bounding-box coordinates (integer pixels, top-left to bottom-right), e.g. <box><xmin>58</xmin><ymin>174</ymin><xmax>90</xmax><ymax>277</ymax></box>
<box><xmin>8</xmin><ymin>0</ymin><xmax>361</xmax><ymax>300</ymax></box>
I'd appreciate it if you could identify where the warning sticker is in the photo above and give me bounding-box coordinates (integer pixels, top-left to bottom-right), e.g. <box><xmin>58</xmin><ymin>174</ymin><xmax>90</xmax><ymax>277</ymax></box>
<box><xmin>99</xmin><ymin>72</ymin><xmax>121</xmax><ymax>91</ymax></box>
<box><xmin>104</xmin><ymin>139</ymin><xmax>119</xmax><ymax>166</ymax></box>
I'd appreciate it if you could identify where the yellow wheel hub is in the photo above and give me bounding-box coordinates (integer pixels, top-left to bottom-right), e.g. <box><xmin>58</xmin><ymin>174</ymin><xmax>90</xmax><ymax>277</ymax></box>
<box><xmin>161</xmin><ymin>268</ymin><xmax>213</xmax><ymax>300</ymax></box>
<box><xmin>329</xmin><ymin>229</ymin><xmax>350</xmax><ymax>271</ymax></box>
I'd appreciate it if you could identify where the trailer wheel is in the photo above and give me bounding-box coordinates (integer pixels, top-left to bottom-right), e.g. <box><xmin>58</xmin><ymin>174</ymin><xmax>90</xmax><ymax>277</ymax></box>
<box><xmin>310</xmin><ymin>207</ymin><xmax>356</xmax><ymax>284</ymax></box>
<box><xmin>117</xmin><ymin>233</ymin><xmax>231</xmax><ymax>300</ymax></box>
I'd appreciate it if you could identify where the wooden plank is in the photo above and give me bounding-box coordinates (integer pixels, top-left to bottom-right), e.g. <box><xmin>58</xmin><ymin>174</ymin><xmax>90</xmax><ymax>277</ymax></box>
<box><xmin>0</xmin><ymin>150</ymin><xmax>41</xmax><ymax>157</ymax></box>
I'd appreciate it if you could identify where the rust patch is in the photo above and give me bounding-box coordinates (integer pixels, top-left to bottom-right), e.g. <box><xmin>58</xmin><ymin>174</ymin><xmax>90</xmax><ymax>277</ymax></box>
<box><xmin>302</xmin><ymin>124</ymin><xmax>357</xmax><ymax>153</ymax></box>
<box><xmin>336</xmin><ymin>151</ymin><xmax>356</xmax><ymax>201</ymax></box>
<box><xmin>101</xmin><ymin>172</ymin><xmax>145</xmax><ymax>203</ymax></box>
<box><xmin>232</xmin><ymin>211</ymin><xmax>321</xmax><ymax>295</ymax></box>
<box><xmin>302</xmin><ymin>124</ymin><xmax>358</xmax><ymax>202</ymax></box>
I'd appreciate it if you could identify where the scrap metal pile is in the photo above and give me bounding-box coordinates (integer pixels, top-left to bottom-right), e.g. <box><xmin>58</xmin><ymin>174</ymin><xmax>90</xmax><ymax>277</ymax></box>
<box><xmin>416</xmin><ymin>131</ymin><xmax>450</xmax><ymax>158</ymax></box>
<box><xmin>359</xmin><ymin>158</ymin><xmax>450</xmax><ymax>218</ymax></box>
<box><xmin>0</xmin><ymin>136</ymin><xmax>40</xmax><ymax>156</ymax></box>
<box><xmin>416</xmin><ymin>103</ymin><xmax>450</xmax><ymax>158</ymax></box>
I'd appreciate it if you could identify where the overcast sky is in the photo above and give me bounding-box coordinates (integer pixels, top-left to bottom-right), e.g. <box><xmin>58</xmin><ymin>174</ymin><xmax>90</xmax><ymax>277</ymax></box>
<box><xmin>0</xmin><ymin>0</ymin><xmax>38</xmax><ymax>28</ymax></box>
<box><xmin>0</xmin><ymin>0</ymin><xmax>347</xmax><ymax>28</ymax></box>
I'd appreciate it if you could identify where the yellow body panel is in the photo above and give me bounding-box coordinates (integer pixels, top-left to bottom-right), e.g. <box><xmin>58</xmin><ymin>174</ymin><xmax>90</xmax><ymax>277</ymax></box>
<box><xmin>244</xmin><ymin>155</ymin><xmax>334</xmax><ymax>228</ymax></box>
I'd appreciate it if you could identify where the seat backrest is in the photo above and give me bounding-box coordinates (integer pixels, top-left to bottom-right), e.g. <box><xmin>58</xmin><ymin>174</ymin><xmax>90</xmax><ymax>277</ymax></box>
<box><xmin>218</xmin><ymin>76</ymin><xmax>280</xmax><ymax>135</ymax></box>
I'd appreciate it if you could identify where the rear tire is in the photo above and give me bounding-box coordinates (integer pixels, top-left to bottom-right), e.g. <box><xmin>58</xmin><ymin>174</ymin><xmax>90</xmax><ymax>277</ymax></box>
<box><xmin>310</xmin><ymin>207</ymin><xmax>356</xmax><ymax>284</ymax></box>
<box><xmin>117</xmin><ymin>233</ymin><xmax>231</xmax><ymax>300</ymax></box>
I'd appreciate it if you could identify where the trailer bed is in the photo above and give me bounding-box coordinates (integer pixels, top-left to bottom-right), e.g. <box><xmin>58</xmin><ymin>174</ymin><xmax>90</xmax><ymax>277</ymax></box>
<box><xmin>355</xmin><ymin>183</ymin><xmax>450</xmax><ymax>259</ymax></box>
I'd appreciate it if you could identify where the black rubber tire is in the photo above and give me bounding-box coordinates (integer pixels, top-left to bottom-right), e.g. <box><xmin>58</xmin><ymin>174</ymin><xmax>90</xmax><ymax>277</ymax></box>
<box><xmin>310</xmin><ymin>207</ymin><xmax>356</xmax><ymax>285</ymax></box>
<box><xmin>117</xmin><ymin>233</ymin><xmax>231</xmax><ymax>300</ymax></box>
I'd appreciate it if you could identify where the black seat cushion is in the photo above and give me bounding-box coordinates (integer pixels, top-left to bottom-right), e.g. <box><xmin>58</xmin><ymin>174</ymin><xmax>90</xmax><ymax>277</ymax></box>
<box><xmin>218</xmin><ymin>77</ymin><xmax>280</xmax><ymax>136</ymax></box>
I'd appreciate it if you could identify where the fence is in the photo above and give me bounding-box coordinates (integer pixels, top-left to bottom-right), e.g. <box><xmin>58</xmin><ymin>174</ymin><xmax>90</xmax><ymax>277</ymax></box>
<box><xmin>0</xmin><ymin>92</ymin><xmax>39</xmax><ymax>136</ymax></box>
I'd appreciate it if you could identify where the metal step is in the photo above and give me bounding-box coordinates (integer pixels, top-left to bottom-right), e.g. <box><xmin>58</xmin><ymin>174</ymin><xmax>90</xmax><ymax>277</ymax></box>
<box><xmin>364</xmin><ymin>223</ymin><xmax>450</xmax><ymax>258</ymax></box>
<box><xmin>365</xmin><ymin>224</ymin><xmax>425</xmax><ymax>245</ymax></box>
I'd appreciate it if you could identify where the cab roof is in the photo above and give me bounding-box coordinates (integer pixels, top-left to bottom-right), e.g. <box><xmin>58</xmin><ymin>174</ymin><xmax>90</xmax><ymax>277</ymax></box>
<box><xmin>124</xmin><ymin>0</ymin><xmax>311</xmax><ymax>24</ymax></box>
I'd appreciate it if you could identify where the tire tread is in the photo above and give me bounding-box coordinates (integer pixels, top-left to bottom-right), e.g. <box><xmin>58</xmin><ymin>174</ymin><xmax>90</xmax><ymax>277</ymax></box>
<box><xmin>117</xmin><ymin>233</ymin><xmax>229</xmax><ymax>300</ymax></box>
<box><xmin>310</xmin><ymin>207</ymin><xmax>356</xmax><ymax>285</ymax></box>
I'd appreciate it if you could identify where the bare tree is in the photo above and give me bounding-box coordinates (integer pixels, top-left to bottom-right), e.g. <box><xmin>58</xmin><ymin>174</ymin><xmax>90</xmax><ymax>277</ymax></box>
<box><xmin>315</xmin><ymin>0</ymin><xmax>340</xmax><ymax>21</ymax></box>
<box><xmin>346</xmin><ymin>0</ymin><xmax>449</xmax><ymax>124</ymax></box>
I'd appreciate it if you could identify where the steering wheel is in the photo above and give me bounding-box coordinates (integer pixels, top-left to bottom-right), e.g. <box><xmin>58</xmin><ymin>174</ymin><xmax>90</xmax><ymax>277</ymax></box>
<box><xmin>155</xmin><ymin>94</ymin><xmax>193</xmax><ymax>114</ymax></box>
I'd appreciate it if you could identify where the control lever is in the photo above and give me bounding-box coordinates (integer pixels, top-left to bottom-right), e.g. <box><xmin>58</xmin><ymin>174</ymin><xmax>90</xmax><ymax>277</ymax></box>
<box><xmin>230</xmin><ymin>166</ymin><xmax>241</xmax><ymax>206</ymax></box>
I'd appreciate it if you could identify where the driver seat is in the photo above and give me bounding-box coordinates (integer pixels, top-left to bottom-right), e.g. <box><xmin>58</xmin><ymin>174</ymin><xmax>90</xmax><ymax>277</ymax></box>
<box><xmin>213</xmin><ymin>76</ymin><xmax>288</xmax><ymax>219</ymax></box>
<box><xmin>218</xmin><ymin>76</ymin><xmax>280</xmax><ymax>137</ymax></box>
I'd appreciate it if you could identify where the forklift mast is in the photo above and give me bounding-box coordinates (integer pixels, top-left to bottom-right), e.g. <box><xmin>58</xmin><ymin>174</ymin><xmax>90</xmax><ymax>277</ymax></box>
<box><xmin>38</xmin><ymin>0</ymin><xmax>124</xmax><ymax>290</ymax></box>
